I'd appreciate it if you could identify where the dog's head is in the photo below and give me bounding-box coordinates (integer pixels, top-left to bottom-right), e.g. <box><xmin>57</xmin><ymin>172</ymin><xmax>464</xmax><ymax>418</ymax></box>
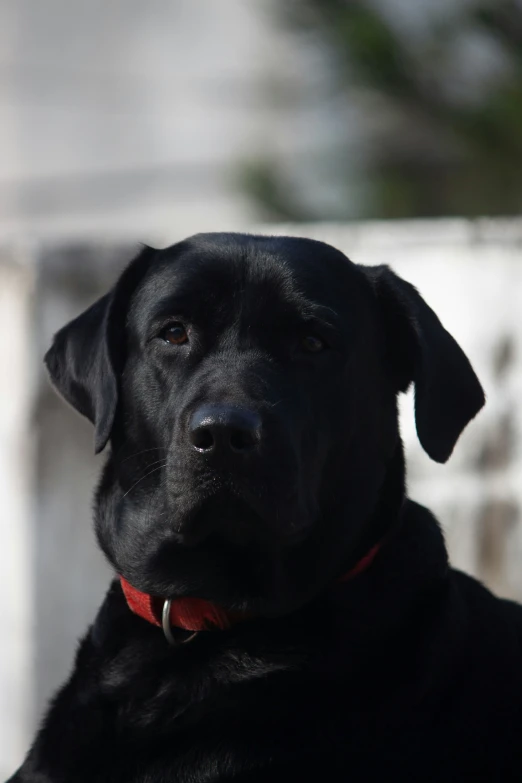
<box><xmin>45</xmin><ymin>234</ymin><xmax>484</xmax><ymax>615</ymax></box>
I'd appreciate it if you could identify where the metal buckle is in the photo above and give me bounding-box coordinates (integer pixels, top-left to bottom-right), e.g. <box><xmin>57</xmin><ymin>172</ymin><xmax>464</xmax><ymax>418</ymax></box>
<box><xmin>162</xmin><ymin>598</ymin><xmax>198</xmax><ymax>646</ymax></box>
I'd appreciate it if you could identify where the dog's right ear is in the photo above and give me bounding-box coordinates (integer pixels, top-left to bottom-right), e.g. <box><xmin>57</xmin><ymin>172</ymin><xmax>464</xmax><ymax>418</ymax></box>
<box><xmin>44</xmin><ymin>245</ymin><xmax>156</xmax><ymax>454</ymax></box>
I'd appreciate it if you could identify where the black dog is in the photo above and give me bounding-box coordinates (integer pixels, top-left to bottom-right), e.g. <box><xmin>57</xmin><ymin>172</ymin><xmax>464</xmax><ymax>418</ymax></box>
<box><xmin>10</xmin><ymin>234</ymin><xmax>522</xmax><ymax>781</ymax></box>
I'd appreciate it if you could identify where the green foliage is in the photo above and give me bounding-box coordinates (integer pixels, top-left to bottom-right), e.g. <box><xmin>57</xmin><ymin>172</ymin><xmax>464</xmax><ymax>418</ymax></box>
<box><xmin>244</xmin><ymin>0</ymin><xmax>522</xmax><ymax>220</ymax></box>
<box><xmin>237</xmin><ymin>159</ymin><xmax>314</xmax><ymax>222</ymax></box>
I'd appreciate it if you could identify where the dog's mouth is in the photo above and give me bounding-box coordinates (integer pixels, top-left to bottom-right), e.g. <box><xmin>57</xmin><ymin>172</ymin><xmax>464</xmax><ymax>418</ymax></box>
<box><xmin>175</xmin><ymin>489</ymin><xmax>281</xmax><ymax>550</ymax></box>
<box><xmin>108</xmin><ymin>472</ymin><xmax>318</xmax><ymax>611</ymax></box>
<box><xmin>167</xmin><ymin>461</ymin><xmax>314</xmax><ymax>551</ymax></box>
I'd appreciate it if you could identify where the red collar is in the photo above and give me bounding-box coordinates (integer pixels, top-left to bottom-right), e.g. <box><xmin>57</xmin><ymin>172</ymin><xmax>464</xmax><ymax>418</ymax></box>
<box><xmin>120</xmin><ymin>543</ymin><xmax>381</xmax><ymax>634</ymax></box>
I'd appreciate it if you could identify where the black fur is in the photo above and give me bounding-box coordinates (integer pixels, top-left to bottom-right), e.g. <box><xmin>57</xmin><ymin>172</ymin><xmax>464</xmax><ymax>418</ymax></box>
<box><xmin>10</xmin><ymin>234</ymin><xmax>522</xmax><ymax>782</ymax></box>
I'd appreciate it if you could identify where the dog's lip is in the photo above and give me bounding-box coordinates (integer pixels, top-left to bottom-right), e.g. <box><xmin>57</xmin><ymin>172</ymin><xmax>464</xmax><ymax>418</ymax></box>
<box><xmin>176</xmin><ymin>491</ymin><xmax>277</xmax><ymax>548</ymax></box>
<box><xmin>167</xmin><ymin>483</ymin><xmax>315</xmax><ymax>552</ymax></box>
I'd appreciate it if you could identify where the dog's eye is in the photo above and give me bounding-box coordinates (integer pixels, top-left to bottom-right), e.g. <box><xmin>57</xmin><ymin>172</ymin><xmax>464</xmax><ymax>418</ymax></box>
<box><xmin>161</xmin><ymin>323</ymin><xmax>188</xmax><ymax>345</ymax></box>
<box><xmin>302</xmin><ymin>335</ymin><xmax>325</xmax><ymax>353</ymax></box>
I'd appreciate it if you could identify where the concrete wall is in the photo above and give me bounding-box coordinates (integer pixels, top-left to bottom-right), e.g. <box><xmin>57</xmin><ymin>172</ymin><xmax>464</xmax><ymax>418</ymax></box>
<box><xmin>2</xmin><ymin>218</ymin><xmax>522</xmax><ymax>776</ymax></box>
<box><xmin>0</xmin><ymin>248</ymin><xmax>34</xmax><ymax>774</ymax></box>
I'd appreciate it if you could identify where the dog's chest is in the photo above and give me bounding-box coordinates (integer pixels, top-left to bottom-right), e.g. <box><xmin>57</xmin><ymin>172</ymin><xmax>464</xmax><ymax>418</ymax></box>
<box><xmin>90</xmin><ymin>624</ymin><xmax>522</xmax><ymax>783</ymax></box>
<box><xmin>80</xmin><ymin>671</ymin><xmax>520</xmax><ymax>783</ymax></box>
<box><xmin>24</xmin><ymin>609</ymin><xmax>522</xmax><ymax>783</ymax></box>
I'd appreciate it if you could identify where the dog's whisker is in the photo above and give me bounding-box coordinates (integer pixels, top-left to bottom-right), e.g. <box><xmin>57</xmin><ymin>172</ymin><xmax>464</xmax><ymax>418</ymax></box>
<box><xmin>118</xmin><ymin>447</ymin><xmax>168</xmax><ymax>466</ymax></box>
<box><xmin>140</xmin><ymin>457</ymin><xmax>171</xmax><ymax>471</ymax></box>
<box><xmin>121</xmin><ymin>463</ymin><xmax>168</xmax><ymax>500</ymax></box>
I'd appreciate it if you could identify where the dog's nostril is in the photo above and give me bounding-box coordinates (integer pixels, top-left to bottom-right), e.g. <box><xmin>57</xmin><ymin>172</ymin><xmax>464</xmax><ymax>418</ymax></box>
<box><xmin>190</xmin><ymin>427</ymin><xmax>214</xmax><ymax>452</ymax></box>
<box><xmin>229</xmin><ymin>429</ymin><xmax>257</xmax><ymax>453</ymax></box>
<box><xmin>189</xmin><ymin>405</ymin><xmax>262</xmax><ymax>457</ymax></box>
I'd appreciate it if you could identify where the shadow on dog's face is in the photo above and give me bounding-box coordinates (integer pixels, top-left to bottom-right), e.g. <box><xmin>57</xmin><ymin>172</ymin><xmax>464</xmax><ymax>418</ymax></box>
<box><xmin>45</xmin><ymin>233</ymin><xmax>484</xmax><ymax>615</ymax></box>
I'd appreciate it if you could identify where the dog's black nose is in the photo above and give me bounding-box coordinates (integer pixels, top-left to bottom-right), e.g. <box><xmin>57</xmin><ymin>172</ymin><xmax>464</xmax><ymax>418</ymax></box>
<box><xmin>189</xmin><ymin>405</ymin><xmax>261</xmax><ymax>456</ymax></box>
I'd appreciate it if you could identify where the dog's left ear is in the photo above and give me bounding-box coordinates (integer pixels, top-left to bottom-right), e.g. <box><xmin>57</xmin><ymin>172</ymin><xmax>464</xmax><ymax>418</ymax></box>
<box><xmin>44</xmin><ymin>245</ymin><xmax>156</xmax><ymax>454</ymax></box>
<box><xmin>360</xmin><ymin>264</ymin><xmax>485</xmax><ymax>463</ymax></box>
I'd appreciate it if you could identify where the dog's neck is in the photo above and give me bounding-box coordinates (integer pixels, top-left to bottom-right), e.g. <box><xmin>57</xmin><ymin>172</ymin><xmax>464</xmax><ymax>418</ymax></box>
<box><xmin>120</xmin><ymin>541</ymin><xmax>383</xmax><ymax>637</ymax></box>
<box><xmin>340</xmin><ymin>439</ymin><xmax>407</xmax><ymax>574</ymax></box>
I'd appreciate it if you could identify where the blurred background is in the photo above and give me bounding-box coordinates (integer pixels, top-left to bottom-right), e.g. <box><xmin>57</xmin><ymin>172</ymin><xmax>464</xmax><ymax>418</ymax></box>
<box><xmin>2</xmin><ymin>0</ymin><xmax>522</xmax><ymax>776</ymax></box>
